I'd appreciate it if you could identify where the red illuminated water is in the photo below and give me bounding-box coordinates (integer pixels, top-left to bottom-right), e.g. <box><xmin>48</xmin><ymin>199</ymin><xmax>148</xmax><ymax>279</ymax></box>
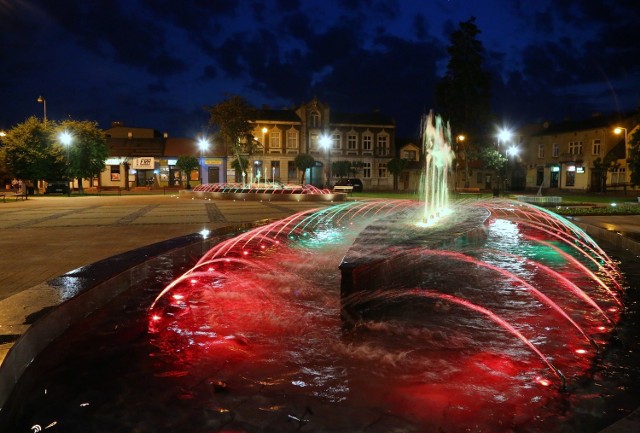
<box><xmin>142</xmin><ymin>199</ymin><xmax>627</xmax><ymax>432</ymax></box>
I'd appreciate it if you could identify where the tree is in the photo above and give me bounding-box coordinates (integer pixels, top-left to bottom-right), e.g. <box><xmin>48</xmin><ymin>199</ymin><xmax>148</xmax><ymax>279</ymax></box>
<box><xmin>294</xmin><ymin>153</ymin><xmax>315</xmax><ymax>184</ymax></box>
<box><xmin>332</xmin><ymin>160</ymin><xmax>352</xmax><ymax>178</ymax></box>
<box><xmin>206</xmin><ymin>95</ymin><xmax>257</xmax><ymax>162</ymax></box>
<box><xmin>53</xmin><ymin>120</ymin><xmax>108</xmax><ymax>194</ymax></box>
<box><xmin>230</xmin><ymin>155</ymin><xmax>249</xmax><ymax>183</ymax></box>
<box><xmin>436</xmin><ymin>17</ymin><xmax>493</xmax><ymax>171</ymax></box>
<box><xmin>176</xmin><ymin>155</ymin><xmax>200</xmax><ymax>189</ymax></box>
<box><xmin>1</xmin><ymin>116</ymin><xmax>65</xmax><ymax>186</ymax></box>
<box><xmin>592</xmin><ymin>155</ymin><xmax>619</xmax><ymax>193</ymax></box>
<box><xmin>480</xmin><ymin>147</ymin><xmax>507</xmax><ymax>195</ymax></box>
<box><xmin>387</xmin><ymin>157</ymin><xmax>409</xmax><ymax>191</ymax></box>
<box><xmin>627</xmin><ymin>114</ymin><xmax>640</xmax><ymax>187</ymax></box>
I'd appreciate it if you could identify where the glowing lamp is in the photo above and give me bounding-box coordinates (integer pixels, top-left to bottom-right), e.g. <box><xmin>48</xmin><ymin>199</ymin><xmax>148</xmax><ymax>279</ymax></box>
<box><xmin>575</xmin><ymin>349</ymin><xmax>587</xmax><ymax>355</ymax></box>
<box><xmin>172</xmin><ymin>294</ymin><xmax>184</xmax><ymax>300</ymax></box>
<box><xmin>151</xmin><ymin>315</ymin><xmax>161</xmax><ymax>322</ymax></box>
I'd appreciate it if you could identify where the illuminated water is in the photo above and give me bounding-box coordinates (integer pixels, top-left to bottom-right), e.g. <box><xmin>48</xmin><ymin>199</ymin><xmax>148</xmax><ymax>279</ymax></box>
<box><xmin>2</xmin><ymin>199</ymin><xmax>637</xmax><ymax>432</ymax></box>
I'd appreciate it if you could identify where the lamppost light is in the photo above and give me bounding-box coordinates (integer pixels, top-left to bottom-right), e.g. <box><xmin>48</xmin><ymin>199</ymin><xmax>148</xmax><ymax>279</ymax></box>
<box><xmin>59</xmin><ymin>131</ymin><xmax>73</xmax><ymax>145</ymax></box>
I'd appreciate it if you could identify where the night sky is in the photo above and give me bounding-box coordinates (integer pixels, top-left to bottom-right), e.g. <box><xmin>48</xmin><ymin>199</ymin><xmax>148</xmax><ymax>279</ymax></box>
<box><xmin>1</xmin><ymin>0</ymin><xmax>639</xmax><ymax>138</ymax></box>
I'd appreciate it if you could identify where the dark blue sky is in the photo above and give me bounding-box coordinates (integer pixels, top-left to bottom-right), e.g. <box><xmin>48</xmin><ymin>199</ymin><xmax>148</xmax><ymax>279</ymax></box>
<box><xmin>1</xmin><ymin>0</ymin><xmax>638</xmax><ymax>138</ymax></box>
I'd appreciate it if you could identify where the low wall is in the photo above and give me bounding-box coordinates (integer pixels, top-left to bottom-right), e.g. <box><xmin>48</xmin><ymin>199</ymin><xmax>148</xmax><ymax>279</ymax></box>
<box><xmin>181</xmin><ymin>190</ymin><xmax>347</xmax><ymax>202</ymax></box>
<box><xmin>515</xmin><ymin>195</ymin><xmax>562</xmax><ymax>205</ymax></box>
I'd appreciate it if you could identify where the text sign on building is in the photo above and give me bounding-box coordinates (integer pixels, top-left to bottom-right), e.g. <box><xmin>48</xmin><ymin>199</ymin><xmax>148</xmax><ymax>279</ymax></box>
<box><xmin>204</xmin><ymin>158</ymin><xmax>223</xmax><ymax>165</ymax></box>
<box><xmin>132</xmin><ymin>157</ymin><xmax>155</xmax><ymax>169</ymax></box>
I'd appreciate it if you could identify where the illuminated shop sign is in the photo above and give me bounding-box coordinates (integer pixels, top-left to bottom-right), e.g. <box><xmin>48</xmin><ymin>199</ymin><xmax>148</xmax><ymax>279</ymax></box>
<box><xmin>132</xmin><ymin>157</ymin><xmax>154</xmax><ymax>169</ymax></box>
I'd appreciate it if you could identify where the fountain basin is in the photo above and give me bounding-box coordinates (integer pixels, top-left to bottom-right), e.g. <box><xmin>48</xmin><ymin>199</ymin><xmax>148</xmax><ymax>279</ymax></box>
<box><xmin>0</xmin><ymin>200</ymin><xmax>638</xmax><ymax>432</ymax></box>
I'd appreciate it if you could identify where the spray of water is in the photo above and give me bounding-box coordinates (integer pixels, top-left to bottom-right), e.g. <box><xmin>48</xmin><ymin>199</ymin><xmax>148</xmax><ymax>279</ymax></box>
<box><xmin>420</xmin><ymin>111</ymin><xmax>455</xmax><ymax>224</ymax></box>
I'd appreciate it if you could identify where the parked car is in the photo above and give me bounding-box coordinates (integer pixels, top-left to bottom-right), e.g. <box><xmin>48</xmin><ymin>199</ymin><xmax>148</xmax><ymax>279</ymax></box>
<box><xmin>45</xmin><ymin>181</ymin><xmax>71</xmax><ymax>195</ymax></box>
<box><xmin>334</xmin><ymin>178</ymin><xmax>363</xmax><ymax>192</ymax></box>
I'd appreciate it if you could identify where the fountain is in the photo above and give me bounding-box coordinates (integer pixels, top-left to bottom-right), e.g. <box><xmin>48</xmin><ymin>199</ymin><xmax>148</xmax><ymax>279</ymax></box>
<box><xmin>0</xmin><ymin>113</ymin><xmax>638</xmax><ymax>432</ymax></box>
<box><xmin>184</xmin><ymin>182</ymin><xmax>343</xmax><ymax>202</ymax></box>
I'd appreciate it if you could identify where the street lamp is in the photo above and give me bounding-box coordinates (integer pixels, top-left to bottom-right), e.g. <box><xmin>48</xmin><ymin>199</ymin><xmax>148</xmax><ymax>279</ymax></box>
<box><xmin>319</xmin><ymin>135</ymin><xmax>332</xmax><ymax>187</ymax></box>
<box><xmin>495</xmin><ymin>128</ymin><xmax>513</xmax><ymax>195</ymax></box>
<box><xmin>614</xmin><ymin>127</ymin><xmax>628</xmax><ymax>159</ymax></box>
<box><xmin>261</xmin><ymin>127</ymin><xmax>268</xmax><ymax>155</ymax></box>
<box><xmin>59</xmin><ymin>131</ymin><xmax>73</xmax><ymax>193</ymax></box>
<box><xmin>198</xmin><ymin>136</ymin><xmax>210</xmax><ymax>184</ymax></box>
<box><xmin>456</xmin><ymin>134</ymin><xmax>466</xmax><ymax>188</ymax></box>
<box><xmin>37</xmin><ymin>96</ymin><xmax>47</xmax><ymax>126</ymax></box>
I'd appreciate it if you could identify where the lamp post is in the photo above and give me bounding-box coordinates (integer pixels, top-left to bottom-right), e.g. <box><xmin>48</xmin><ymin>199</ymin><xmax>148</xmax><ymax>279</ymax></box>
<box><xmin>37</xmin><ymin>96</ymin><xmax>47</xmax><ymax>127</ymax></box>
<box><xmin>319</xmin><ymin>135</ymin><xmax>332</xmax><ymax>188</ymax></box>
<box><xmin>59</xmin><ymin>131</ymin><xmax>73</xmax><ymax>194</ymax></box>
<box><xmin>456</xmin><ymin>134</ymin><xmax>466</xmax><ymax>188</ymax></box>
<box><xmin>198</xmin><ymin>136</ymin><xmax>209</xmax><ymax>184</ymax></box>
<box><xmin>262</xmin><ymin>127</ymin><xmax>268</xmax><ymax>155</ymax></box>
<box><xmin>614</xmin><ymin>127</ymin><xmax>628</xmax><ymax>159</ymax></box>
<box><xmin>496</xmin><ymin>128</ymin><xmax>513</xmax><ymax>195</ymax></box>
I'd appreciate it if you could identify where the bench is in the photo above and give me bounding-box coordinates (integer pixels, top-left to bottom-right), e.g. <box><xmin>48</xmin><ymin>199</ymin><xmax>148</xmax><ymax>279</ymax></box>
<box><xmin>457</xmin><ymin>187</ymin><xmax>481</xmax><ymax>193</ymax></box>
<box><xmin>13</xmin><ymin>191</ymin><xmax>27</xmax><ymax>201</ymax></box>
<box><xmin>333</xmin><ymin>185</ymin><xmax>353</xmax><ymax>193</ymax></box>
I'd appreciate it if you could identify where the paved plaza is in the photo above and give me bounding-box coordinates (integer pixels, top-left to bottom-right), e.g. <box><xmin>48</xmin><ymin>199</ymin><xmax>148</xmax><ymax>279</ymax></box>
<box><xmin>0</xmin><ymin>193</ymin><xmax>333</xmax><ymax>300</ymax></box>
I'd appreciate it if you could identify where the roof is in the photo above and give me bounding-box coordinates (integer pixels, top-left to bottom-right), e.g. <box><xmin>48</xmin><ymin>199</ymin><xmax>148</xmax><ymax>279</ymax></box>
<box><xmin>253</xmin><ymin>109</ymin><xmax>301</xmax><ymax>123</ymax></box>
<box><xmin>331</xmin><ymin>111</ymin><xmax>395</xmax><ymax>126</ymax></box>
<box><xmin>164</xmin><ymin>138</ymin><xmax>197</xmax><ymax>156</ymax></box>
<box><xmin>532</xmin><ymin>112</ymin><xmax>635</xmax><ymax>136</ymax></box>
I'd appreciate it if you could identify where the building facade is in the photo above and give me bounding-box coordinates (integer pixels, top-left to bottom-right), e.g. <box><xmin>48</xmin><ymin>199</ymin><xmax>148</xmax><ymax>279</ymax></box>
<box><xmin>245</xmin><ymin>98</ymin><xmax>396</xmax><ymax>189</ymax></box>
<box><xmin>518</xmin><ymin>113</ymin><xmax>637</xmax><ymax>192</ymax></box>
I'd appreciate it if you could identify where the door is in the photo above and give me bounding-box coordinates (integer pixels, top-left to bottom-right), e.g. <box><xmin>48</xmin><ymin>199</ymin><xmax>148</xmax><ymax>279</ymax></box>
<box><xmin>208</xmin><ymin>166</ymin><xmax>220</xmax><ymax>183</ymax></box>
<box><xmin>550</xmin><ymin>171</ymin><xmax>559</xmax><ymax>188</ymax></box>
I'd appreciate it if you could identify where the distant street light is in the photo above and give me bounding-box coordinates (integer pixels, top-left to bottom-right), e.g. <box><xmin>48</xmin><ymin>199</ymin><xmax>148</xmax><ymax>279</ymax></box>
<box><xmin>198</xmin><ymin>136</ymin><xmax>210</xmax><ymax>184</ymax></box>
<box><xmin>319</xmin><ymin>135</ymin><xmax>332</xmax><ymax>187</ymax></box>
<box><xmin>37</xmin><ymin>96</ymin><xmax>47</xmax><ymax>126</ymax></box>
<box><xmin>614</xmin><ymin>127</ymin><xmax>628</xmax><ymax>159</ymax></box>
<box><xmin>496</xmin><ymin>128</ymin><xmax>513</xmax><ymax>195</ymax></box>
<box><xmin>261</xmin><ymin>127</ymin><xmax>268</xmax><ymax>155</ymax></box>
<box><xmin>58</xmin><ymin>131</ymin><xmax>73</xmax><ymax>193</ymax></box>
<box><xmin>456</xmin><ymin>134</ymin><xmax>466</xmax><ymax>188</ymax></box>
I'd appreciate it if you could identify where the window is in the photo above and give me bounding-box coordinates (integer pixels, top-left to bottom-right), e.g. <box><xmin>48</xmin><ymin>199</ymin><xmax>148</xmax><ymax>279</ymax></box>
<box><xmin>592</xmin><ymin>139</ymin><xmax>601</xmax><ymax>156</ymax></box>
<box><xmin>552</xmin><ymin>143</ymin><xmax>559</xmax><ymax>158</ymax></box>
<box><xmin>110</xmin><ymin>165</ymin><xmax>120</xmax><ymax>181</ymax></box>
<box><xmin>376</xmin><ymin>134</ymin><xmax>389</xmax><ymax>156</ymax></box>
<box><xmin>310</xmin><ymin>110</ymin><xmax>320</xmax><ymax>128</ymax></box>
<box><xmin>402</xmin><ymin>150</ymin><xmax>417</xmax><ymax>160</ymax></box>
<box><xmin>332</xmin><ymin>133</ymin><xmax>341</xmax><ymax>149</ymax></box>
<box><xmin>363</xmin><ymin>162</ymin><xmax>371</xmax><ymax>178</ymax></box>
<box><xmin>565</xmin><ymin>170</ymin><xmax>575</xmax><ymax>187</ymax></box>
<box><xmin>611</xmin><ymin>167</ymin><xmax>626</xmax><ymax>185</ymax></box>
<box><xmin>347</xmin><ymin>134</ymin><xmax>357</xmax><ymax>150</ymax></box>
<box><xmin>288</xmin><ymin>161</ymin><xmax>297</xmax><ymax>180</ymax></box>
<box><xmin>310</xmin><ymin>132</ymin><xmax>319</xmax><ymax>150</ymax></box>
<box><xmin>537</xmin><ymin>144</ymin><xmax>544</xmax><ymax>158</ymax></box>
<box><xmin>287</xmin><ymin>131</ymin><xmax>298</xmax><ymax>149</ymax></box>
<box><xmin>270</xmin><ymin>160</ymin><xmax>280</xmax><ymax>180</ymax></box>
<box><xmin>568</xmin><ymin>141</ymin><xmax>583</xmax><ymax>155</ymax></box>
<box><xmin>270</xmin><ymin>131</ymin><xmax>281</xmax><ymax>149</ymax></box>
<box><xmin>378</xmin><ymin>162</ymin><xmax>387</xmax><ymax>178</ymax></box>
<box><xmin>363</xmin><ymin>134</ymin><xmax>372</xmax><ymax>151</ymax></box>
